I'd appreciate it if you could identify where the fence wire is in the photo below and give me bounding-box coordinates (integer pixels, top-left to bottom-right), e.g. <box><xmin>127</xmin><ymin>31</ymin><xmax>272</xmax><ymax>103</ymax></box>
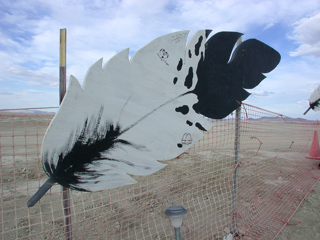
<box><xmin>0</xmin><ymin>104</ymin><xmax>319</xmax><ymax>239</ymax></box>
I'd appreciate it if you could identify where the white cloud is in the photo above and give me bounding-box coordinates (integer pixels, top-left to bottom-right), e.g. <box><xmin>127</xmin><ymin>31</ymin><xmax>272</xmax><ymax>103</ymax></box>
<box><xmin>0</xmin><ymin>92</ymin><xmax>14</xmax><ymax>96</ymax></box>
<box><xmin>0</xmin><ymin>89</ymin><xmax>58</xmax><ymax>109</ymax></box>
<box><xmin>245</xmin><ymin>56</ymin><xmax>320</xmax><ymax>119</ymax></box>
<box><xmin>290</xmin><ymin>11</ymin><xmax>320</xmax><ymax>57</ymax></box>
<box><xmin>298</xmin><ymin>99</ymin><xmax>309</xmax><ymax>105</ymax></box>
<box><xmin>3</xmin><ymin>65</ymin><xmax>58</xmax><ymax>88</ymax></box>
<box><xmin>251</xmin><ymin>90</ymin><xmax>275</xmax><ymax>97</ymax></box>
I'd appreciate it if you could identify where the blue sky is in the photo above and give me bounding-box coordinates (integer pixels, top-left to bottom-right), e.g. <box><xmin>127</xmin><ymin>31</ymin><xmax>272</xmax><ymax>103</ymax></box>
<box><xmin>0</xmin><ymin>0</ymin><xmax>320</xmax><ymax>119</ymax></box>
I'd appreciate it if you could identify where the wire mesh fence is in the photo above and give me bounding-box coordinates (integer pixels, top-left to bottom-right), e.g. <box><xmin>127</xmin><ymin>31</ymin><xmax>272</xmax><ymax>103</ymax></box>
<box><xmin>0</xmin><ymin>104</ymin><xmax>319</xmax><ymax>239</ymax></box>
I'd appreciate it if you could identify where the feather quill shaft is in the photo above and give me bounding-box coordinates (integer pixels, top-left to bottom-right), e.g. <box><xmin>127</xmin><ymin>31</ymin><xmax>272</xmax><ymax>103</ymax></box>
<box><xmin>27</xmin><ymin>178</ymin><xmax>56</xmax><ymax>207</ymax></box>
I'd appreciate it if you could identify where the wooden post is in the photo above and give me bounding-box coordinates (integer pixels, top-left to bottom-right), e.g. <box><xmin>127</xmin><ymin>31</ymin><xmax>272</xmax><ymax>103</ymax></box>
<box><xmin>60</xmin><ymin>29</ymin><xmax>67</xmax><ymax>103</ymax></box>
<box><xmin>59</xmin><ymin>28</ymin><xmax>73</xmax><ymax>240</ymax></box>
<box><xmin>230</xmin><ymin>37</ymin><xmax>242</xmax><ymax>236</ymax></box>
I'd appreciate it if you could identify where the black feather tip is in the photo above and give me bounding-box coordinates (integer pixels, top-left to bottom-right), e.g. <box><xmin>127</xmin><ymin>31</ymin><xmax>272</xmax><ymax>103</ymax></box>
<box><xmin>191</xmin><ymin>32</ymin><xmax>281</xmax><ymax>119</ymax></box>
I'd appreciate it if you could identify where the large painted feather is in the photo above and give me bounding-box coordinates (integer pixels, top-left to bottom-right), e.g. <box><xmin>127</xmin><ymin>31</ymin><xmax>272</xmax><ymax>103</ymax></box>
<box><xmin>304</xmin><ymin>84</ymin><xmax>320</xmax><ymax>115</ymax></box>
<box><xmin>27</xmin><ymin>30</ymin><xmax>280</xmax><ymax>206</ymax></box>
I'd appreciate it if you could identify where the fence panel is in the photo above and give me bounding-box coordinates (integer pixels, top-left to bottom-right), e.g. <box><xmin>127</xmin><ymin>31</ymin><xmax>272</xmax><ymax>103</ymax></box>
<box><xmin>0</xmin><ymin>105</ymin><xmax>319</xmax><ymax>239</ymax></box>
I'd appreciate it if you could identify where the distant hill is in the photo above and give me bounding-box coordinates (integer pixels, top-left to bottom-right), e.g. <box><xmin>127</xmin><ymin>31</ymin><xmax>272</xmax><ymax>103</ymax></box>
<box><xmin>0</xmin><ymin>109</ymin><xmax>56</xmax><ymax>114</ymax></box>
<box><xmin>246</xmin><ymin>116</ymin><xmax>316</xmax><ymax>124</ymax></box>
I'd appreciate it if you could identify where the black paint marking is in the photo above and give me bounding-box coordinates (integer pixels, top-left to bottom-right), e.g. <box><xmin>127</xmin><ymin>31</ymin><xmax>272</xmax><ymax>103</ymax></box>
<box><xmin>177</xmin><ymin>143</ymin><xmax>183</xmax><ymax>148</ymax></box>
<box><xmin>195</xmin><ymin>36</ymin><xmax>203</xmax><ymax>56</ymax></box>
<box><xmin>195</xmin><ymin>122</ymin><xmax>207</xmax><ymax>131</ymax></box>
<box><xmin>175</xmin><ymin>105</ymin><xmax>189</xmax><ymax>115</ymax></box>
<box><xmin>157</xmin><ymin>49</ymin><xmax>169</xmax><ymax>65</ymax></box>
<box><xmin>43</xmin><ymin>107</ymin><xmax>142</xmax><ymax>191</ymax></box>
<box><xmin>177</xmin><ymin>58</ymin><xmax>183</xmax><ymax>71</ymax></box>
<box><xmin>205</xmin><ymin>30</ymin><xmax>212</xmax><ymax>38</ymax></box>
<box><xmin>173</xmin><ymin>77</ymin><xmax>178</xmax><ymax>85</ymax></box>
<box><xmin>181</xmin><ymin>133</ymin><xmax>192</xmax><ymax>145</ymax></box>
<box><xmin>158</xmin><ymin>49</ymin><xmax>169</xmax><ymax>59</ymax></box>
<box><xmin>184</xmin><ymin>67</ymin><xmax>193</xmax><ymax>89</ymax></box>
<box><xmin>188</xmin><ymin>49</ymin><xmax>192</xmax><ymax>58</ymax></box>
<box><xmin>186</xmin><ymin>120</ymin><xmax>193</xmax><ymax>126</ymax></box>
<box><xmin>310</xmin><ymin>99</ymin><xmax>320</xmax><ymax>110</ymax></box>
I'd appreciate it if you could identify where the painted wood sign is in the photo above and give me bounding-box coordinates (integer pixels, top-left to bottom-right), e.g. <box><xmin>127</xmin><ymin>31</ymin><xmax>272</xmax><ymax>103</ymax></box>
<box><xmin>28</xmin><ymin>30</ymin><xmax>280</xmax><ymax>206</ymax></box>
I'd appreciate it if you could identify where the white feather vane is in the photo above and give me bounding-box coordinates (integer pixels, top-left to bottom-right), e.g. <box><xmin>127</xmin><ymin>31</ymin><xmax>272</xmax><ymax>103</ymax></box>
<box><xmin>27</xmin><ymin>30</ymin><xmax>280</xmax><ymax>206</ymax></box>
<box><xmin>42</xmin><ymin>30</ymin><xmax>212</xmax><ymax>191</ymax></box>
<box><xmin>304</xmin><ymin>84</ymin><xmax>320</xmax><ymax>115</ymax></box>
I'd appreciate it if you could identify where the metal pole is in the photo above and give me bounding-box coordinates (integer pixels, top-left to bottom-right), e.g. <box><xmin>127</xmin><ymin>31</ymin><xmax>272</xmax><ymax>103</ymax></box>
<box><xmin>165</xmin><ymin>206</ymin><xmax>187</xmax><ymax>240</ymax></box>
<box><xmin>230</xmin><ymin>37</ymin><xmax>242</xmax><ymax>236</ymax></box>
<box><xmin>59</xmin><ymin>28</ymin><xmax>73</xmax><ymax>240</ymax></box>
<box><xmin>60</xmin><ymin>29</ymin><xmax>67</xmax><ymax>103</ymax></box>
<box><xmin>174</xmin><ymin>227</ymin><xmax>181</xmax><ymax>240</ymax></box>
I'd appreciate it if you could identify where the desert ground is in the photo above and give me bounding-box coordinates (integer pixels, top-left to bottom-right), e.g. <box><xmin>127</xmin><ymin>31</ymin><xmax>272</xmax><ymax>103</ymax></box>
<box><xmin>277</xmin><ymin>180</ymin><xmax>320</xmax><ymax>240</ymax></box>
<box><xmin>0</xmin><ymin>112</ymin><xmax>319</xmax><ymax>239</ymax></box>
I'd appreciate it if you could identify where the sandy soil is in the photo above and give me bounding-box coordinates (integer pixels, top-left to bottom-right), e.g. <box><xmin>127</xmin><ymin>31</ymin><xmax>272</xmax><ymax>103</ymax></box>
<box><xmin>276</xmin><ymin>177</ymin><xmax>320</xmax><ymax>240</ymax></box>
<box><xmin>0</xmin><ymin>113</ymin><xmax>319</xmax><ymax>239</ymax></box>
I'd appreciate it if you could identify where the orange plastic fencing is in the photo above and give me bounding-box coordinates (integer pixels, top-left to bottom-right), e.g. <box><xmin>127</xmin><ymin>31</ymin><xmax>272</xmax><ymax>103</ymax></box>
<box><xmin>0</xmin><ymin>104</ymin><xmax>319</xmax><ymax>239</ymax></box>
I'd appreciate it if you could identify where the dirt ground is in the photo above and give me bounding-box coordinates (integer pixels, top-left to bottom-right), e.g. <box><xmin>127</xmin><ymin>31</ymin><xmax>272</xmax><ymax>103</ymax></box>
<box><xmin>276</xmin><ymin>178</ymin><xmax>320</xmax><ymax>240</ymax></box>
<box><xmin>0</xmin><ymin>113</ymin><xmax>320</xmax><ymax>239</ymax></box>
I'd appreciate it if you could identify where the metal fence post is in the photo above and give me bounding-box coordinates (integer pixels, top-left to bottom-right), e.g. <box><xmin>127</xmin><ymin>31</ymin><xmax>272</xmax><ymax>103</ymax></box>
<box><xmin>60</xmin><ymin>28</ymin><xmax>73</xmax><ymax>240</ymax></box>
<box><xmin>231</xmin><ymin>106</ymin><xmax>241</xmax><ymax>235</ymax></box>
<box><xmin>230</xmin><ymin>37</ymin><xmax>242</xmax><ymax>237</ymax></box>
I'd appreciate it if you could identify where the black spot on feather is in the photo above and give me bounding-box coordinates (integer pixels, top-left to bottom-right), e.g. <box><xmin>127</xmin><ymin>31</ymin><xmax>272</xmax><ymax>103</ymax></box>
<box><xmin>185</xmin><ymin>67</ymin><xmax>193</xmax><ymax>89</ymax></box>
<box><xmin>195</xmin><ymin>122</ymin><xmax>207</xmax><ymax>131</ymax></box>
<box><xmin>175</xmin><ymin>105</ymin><xmax>189</xmax><ymax>115</ymax></box>
<box><xmin>177</xmin><ymin>58</ymin><xmax>183</xmax><ymax>71</ymax></box>
<box><xmin>195</xmin><ymin>36</ymin><xmax>203</xmax><ymax>56</ymax></box>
